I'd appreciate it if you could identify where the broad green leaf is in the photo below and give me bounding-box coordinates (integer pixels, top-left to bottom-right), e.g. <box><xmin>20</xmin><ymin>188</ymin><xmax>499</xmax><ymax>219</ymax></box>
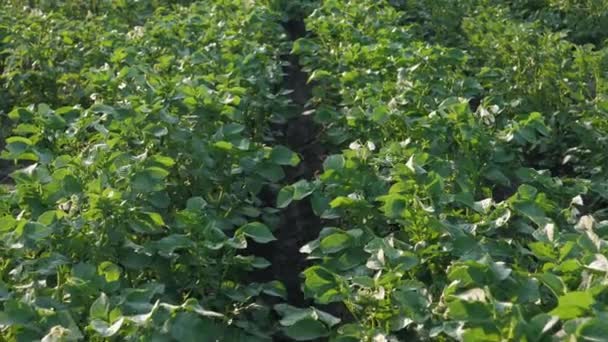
<box><xmin>550</xmin><ymin>291</ymin><xmax>595</xmax><ymax>319</ymax></box>
<box><xmin>145</xmin><ymin>124</ymin><xmax>168</xmax><ymax>137</ymax></box>
<box><xmin>23</xmin><ymin>222</ymin><xmax>52</xmax><ymax>241</ymax></box>
<box><xmin>144</xmin><ymin>212</ymin><xmax>165</xmax><ymax>226</ymax></box>
<box><xmin>155</xmin><ymin>234</ymin><xmax>193</xmax><ymax>257</ymax></box>
<box><xmin>149</xmin><ymin>155</ymin><xmax>175</xmax><ymax>167</ymax></box>
<box><xmin>221</xmin><ymin>123</ymin><xmax>245</xmax><ymax>136</ymax></box>
<box><xmin>292</xmin><ymin>179</ymin><xmax>314</xmax><ymax>200</ymax></box>
<box><xmin>256</xmin><ymin>163</ymin><xmax>285</xmax><ymax>182</ymax></box>
<box><xmin>528</xmin><ymin>242</ymin><xmax>557</xmax><ymax>261</ymax></box>
<box><xmin>5</xmin><ymin>136</ymin><xmax>33</xmax><ymax>156</ymax></box>
<box><xmin>527</xmin><ymin>314</ymin><xmax>559</xmax><ymax>338</ymax></box>
<box><xmin>128</xmin><ymin>217</ymin><xmax>163</xmax><ymax>234</ymax></box>
<box><xmin>302</xmin><ymin>266</ymin><xmax>344</xmax><ymax>304</ymax></box>
<box><xmin>311</xmin><ymin>193</ymin><xmax>330</xmax><ymax>217</ymax></box>
<box><xmin>8</xmin><ymin>107</ymin><xmax>33</xmax><ymax>121</ymax></box>
<box><xmin>275</xmin><ymin>304</ymin><xmax>314</xmax><ymax>326</ymax></box>
<box><xmin>446</xmin><ymin>300</ymin><xmax>492</xmax><ymax>323</ymax></box>
<box><xmin>90</xmin><ymin>104</ymin><xmax>117</xmax><ymax>116</ymax></box>
<box><xmin>330</xmin><ymin>196</ymin><xmax>358</xmax><ymax>208</ymax></box>
<box><xmin>250</xmin><ymin>256</ymin><xmax>271</xmax><ymax>269</ymax></box>
<box><xmin>270</xmin><ymin>145</ymin><xmax>300</xmax><ymax>166</ymax></box>
<box><xmin>277</xmin><ymin>186</ymin><xmax>294</xmax><ymax>208</ymax></box>
<box><xmin>0</xmin><ymin>300</ymin><xmax>35</xmax><ymax>326</ymax></box>
<box><xmin>182</xmin><ymin>299</ymin><xmax>224</xmax><ymax>319</ymax></box>
<box><xmin>214</xmin><ymin>141</ymin><xmax>233</xmax><ymax>150</ymax></box>
<box><xmin>132</xmin><ymin>167</ymin><xmax>169</xmax><ymax>193</ymax></box>
<box><xmin>393</xmin><ymin>288</ymin><xmax>430</xmax><ymax>323</ymax></box>
<box><xmin>90</xmin><ymin>318</ymin><xmax>123</xmax><ymax>338</ymax></box>
<box><xmin>320</xmin><ymin>232</ymin><xmax>352</xmax><ymax>254</ymax></box>
<box><xmin>98</xmin><ymin>262</ymin><xmax>121</xmax><ymax>283</ymax></box>
<box><xmin>586</xmin><ymin>254</ymin><xmax>608</xmax><ymax>273</ymax></box>
<box><xmin>238</xmin><ymin>222</ymin><xmax>276</xmax><ymax>243</ymax></box>
<box><xmin>170</xmin><ymin>313</ymin><xmax>222</xmax><ymax>342</ymax></box>
<box><xmin>186</xmin><ymin>196</ymin><xmax>207</xmax><ymax>210</ymax></box>
<box><xmin>283</xmin><ymin>319</ymin><xmax>328</xmax><ymax>341</ymax></box>
<box><xmin>323</xmin><ymin>155</ymin><xmax>344</xmax><ymax>171</ymax></box>
<box><xmin>263</xmin><ymin>281</ymin><xmax>287</xmax><ymax>299</ymax></box>
<box><xmin>89</xmin><ymin>293</ymin><xmax>109</xmax><ymax>320</ymax></box>
<box><xmin>577</xmin><ymin>318</ymin><xmax>608</xmax><ymax>341</ymax></box>
<box><xmin>378</xmin><ymin>194</ymin><xmax>407</xmax><ymax>218</ymax></box>
<box><xmin>0</xmin><ymin>216</ymin><xmax>17</xmax><ymax>233</ymax></box>
<box><xmin>462</xmin><ymin>326</ymin><xmax>501</xmax><ymax>342</ymax></box>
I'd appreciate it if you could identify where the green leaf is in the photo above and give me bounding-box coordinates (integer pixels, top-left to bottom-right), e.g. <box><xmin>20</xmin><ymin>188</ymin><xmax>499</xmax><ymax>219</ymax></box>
<box><xmin>98</xmin><ymin>262</ymin><xmax>121</xmax><ymax>283</ymax></box>
<box><xmin>256</xmin><ymin>163</ymin><xmax>285</xmax><ymax>182</ymax></box>
<box><xmin>302</xmin><ymin>266</ymin><xmax>344</xmax><ymax>304</ymax></box>
<box><xmin>307</xmin><ymin>69</ymin><xmax>331</xmax><ymax>83</ymax></box>
<box><xmin>144</xmin><ymin>212</ymin><xmax>165</xmax><ymax>226</ymax></box>
<box><xmin>171</xmin><ymin>313</ymin><xmax>222</xmax><ymax>342</ymax></box>
<box><xmin>221</xmin><ymin>123</ymin><xmax>245</xmax><ymax>136</ymax></box>
<box><xmin>577</xmin><ymin>318</ymin><xmax>608</xmax><ymax>341</ymax></box>
<box><xmin>23</xmin><ymin>222</ymin><xmax>52</xmax><ymax>241</ymax></box>
<box><xmin>8</xmin><ymin>107</ymin><xmax>33</xmax><ymax>121</ymax></box>
<box><xmin>251</xmin><ymin>257</ymin><xmax>271</xmax><ymax>269</ymax></box>
<box><xmin>462</xmin><ymin>326</ymin><xmax>501</xmax><ymax>342</ymax></box>
<box><xmin>283</xmin><ymin>319</ymin><xmax>328</xmax><ymax>341</ymax></box>
<box><xmin>513</xmin><ymin>201</ymin><xmax>549</xmax><ymax>226</ymax></box>
<box><xmin>330</xmin><ymin>196</ymin><xmax>358</xmax><ymax>208</ymax></box>
<box><xmin>586</xmin><ymin>254</ymin><xmax>608</xmax><ymax>273</ymax></box>
<box><xmin>238</xmin><ymin>222</ymin><xmax>276</xmax><ymax>243</ymax></box>
<box><xmin>275</xmin><ymin>304</ymin><xmax>314</xmax><ymax>326</ymax></box>
<box><xmin>37</xmin><ymin>211</ymin><xmax>57</xmax><ymax>226</ymax></box>
<box><xmin>89</xmin><ymin>293</ymin><xmax>109</xmax><ymax>320</ymax></box>
<box><xmin>536</xmin><ymin>273</ymin><xmax>566</xmax><ymax>297</ymax></box>
<box><xmin>270</xmin><ymin>145</ymin><xmax>300</xmax><ymax>166</ymax></box>
<box><xmin>182</xmin><ymin>299</ymin><xmax>224</xmax><ymax>319</ymax></box>
<box><xmin>310</xmin><ymin>193</ymin><xmax>331</xmax><ymax>218</ymax></box>
<box><xmin>277</xmin><ymin>186</ymin><xmax>294</xmax><ymax>208</ymax></box>
<box><xmin>323</xmin><ymin>155</ymin><xmax>345</xmax><ymax>171</ymax></box>
<box><xmin>315</xmin><ymin>309</ymin><xmax>341</xmax><ymax>327</ymax></box>
<box><xmin>127</xmin><ymin>300</ymin><xmax>160</xmax><ymax>326</ymax></box>
<box><xmin>145</xmin><ymin>124</ymin><xmax>168</xmax><ymax>137</ymax></box>
<box><xmin>214</xmin><ymin>141</ymin><xmax>233</xmax><ymax>150</ymax></box>
<box><xmin>0</xmin><ymin>300</ymin><xmax>35</xmax><ymax>325</ymax></box>
<box><xmin>155</xmin><ymin>234</ymin><xmax>193</xmax><ymax>257</ymax></box>
<box><xmin>90</xmin><ymin>318</ymin><xmax>123</xmax><ymax>338</ymax></box>
<box><xmin>128</xmin><ymin>216</ymin><xmax>163</xmax><ymax>234</ymax></box>
<box><xmin>320</xmin><ymin>232</ymin><xmax>352</xmax><ymax>254</ymax></box>
<box><xmin>526</xmin><ymin>314</ymin><xmax>559</xmax><ymax>338</ymax></box>
<box><xmin>149</xmin><ymin>155</ymin><xmax>175</xmax><ymax>168</ymax></box>
<box><xmin>186</xmin><ymin>196</ymin><xmax>207</xmax><ymax>210</ymax></box>
<box><xmin>528</xmin><ymin>242</ymin><xmax>557</xmax><ymax>261</ymax></box>
<box><xmin>0</xmin><ymin>216</ymin><xmax>16</xmax><ymax>233</ymax></box>
<box><xmin>5</xmin><ymin>136</ymin><xmax>33</xmax><ymax>156</ymax></box>
<box><xmin>132</xmin><ymin>167</ymin><xmax>169</xmax><ymax>193</ymax></box>
<box><xmin>292</xmin><ymin>179</ymin><xmax>314</xmax><ymax>200</ymax></box>
<box><xmin>90</xmin><ymin>104</ymin><xmax>117</xmax><ymax>117</ymax></box>
<box><xmin>446</xmin><ymin>300</ymin><xmax>492</xmax><ymax>323</ymax></box>
<box><xmin>263</xmin><ymin>281</ymin><xmax>287</xmax><ymax>299</ymax></box>
<box><xmin>392</xmin><ymin>287</ymin><xmax>430</xmax><ymax>323</ymax></box>
<box><xmin>378</xmin><ymin>194</ymin><xmax>408</xmax><ymax>218</ymax></box>
<box><xmin>550</xmin><ymin>291</ymin><xmax>595</xmax><ymax>319</ymax></box>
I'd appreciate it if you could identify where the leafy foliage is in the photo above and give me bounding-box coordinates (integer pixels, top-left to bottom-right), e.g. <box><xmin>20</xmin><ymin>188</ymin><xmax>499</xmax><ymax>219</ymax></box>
<box><xmin>0</xmin><ymin>1</ymin><xmax>294</xmax><ymax>340</ymax></box>
<box><xmin>287</xmin><ymin>0</ymin><xmax>608</xmax><ymax>340</ymax></box>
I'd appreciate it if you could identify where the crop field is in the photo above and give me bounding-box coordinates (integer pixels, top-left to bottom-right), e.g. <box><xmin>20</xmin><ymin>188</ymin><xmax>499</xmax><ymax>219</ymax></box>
<box><xmin>1</xmin><ymin>0</ymin><xmax>608</xmax><ymax>341</ymax></box>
